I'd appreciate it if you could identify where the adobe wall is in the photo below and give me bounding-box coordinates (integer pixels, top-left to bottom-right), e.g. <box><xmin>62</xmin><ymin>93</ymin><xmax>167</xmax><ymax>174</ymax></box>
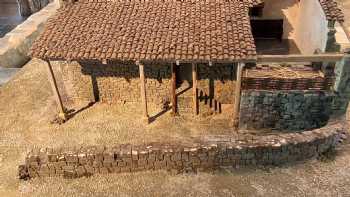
<box><xmin>18</xmin><ymin>120</ymin><xmax>345</xmax><ymax>179</ymax></box>
<box><xmin>57</xmin><ymin>61</ymin><xmax>236</xmax><ymax>109</ymax></box>
<box><xmin>261</xmin><ymin>0</ymin><xmax>300</xmax><ymax>40</ymax></box>
<box><xmin>294</xmin><ymin>0</ymin><xmax>329</xmax><ymax>54</ymax></box>
<box><xmin>197</xmin><ymin>64</ymin><xmax>236</xmax><ymax>104</ymax></box>
<box><xmin>58</xmin><ymin>61</ymin><xmax>172</xmax><ymax>107</ymax></box>
<box><xmin>239</xmin><ymin>90</ymin><xmax>335</xmax><ymax>131</ymax></box>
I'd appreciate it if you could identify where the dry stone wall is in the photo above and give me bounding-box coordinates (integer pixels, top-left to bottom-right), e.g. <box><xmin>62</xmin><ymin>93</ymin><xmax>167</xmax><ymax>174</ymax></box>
<box><xmin>59</xmin><ymin>61</ymin><xmax>172</xmax><ymax>108</ymax></box>
<box><xmin>58</xmin><ymin>62</ymin><xmax>236</xmax><ymax>109</ymax></box>
<box><xmin>18</xmin><ymin>121</ymin><xmax>345</xmax><ymax>179</ymax></box>
<box><xmin>240</xmin><ymin>90</ymin><xmax>335</xmax><ymax>131</ymax></box>
<box><xmin>56</xmin><ymin>61</ymin><xmax>94</xmax><ymax>104</ymax></box>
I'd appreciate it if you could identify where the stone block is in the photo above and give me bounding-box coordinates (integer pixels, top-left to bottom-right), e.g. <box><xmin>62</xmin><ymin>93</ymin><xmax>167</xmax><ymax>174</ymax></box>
<box><xmin>154</xmin><ymin>160</ymin><xmax>166</xmax><ymax>170</ymax></box>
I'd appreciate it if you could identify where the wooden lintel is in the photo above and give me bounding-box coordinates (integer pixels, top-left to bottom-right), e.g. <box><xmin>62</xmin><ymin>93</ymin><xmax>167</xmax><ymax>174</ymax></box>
<box><xmin>233</xmin><ymin>63</ymin><xmax>244</xmax><ymax>128</ymax></box>
<box><xmin>171</xmin><ymin>63</ymin><xmax>177</xmax><ymax>116</ymax></box>
<box><xmin>45</xmin><ymin>60</ymin><xmax>66</xmax><ymax>120</ymax></box>
<box><xmin>257</xmin><ymin>54</ymin><xmax>344</xmax><ymax>63</ymax></box>
<box><xmin>192</xmin><ymin>63</ymin><xmax>198</xmax><ymax>115</ymax></box>
<box><xmin>138</xmin><ymin>63</ymin><xmax>150</xmax><ymax>123</ymax></box>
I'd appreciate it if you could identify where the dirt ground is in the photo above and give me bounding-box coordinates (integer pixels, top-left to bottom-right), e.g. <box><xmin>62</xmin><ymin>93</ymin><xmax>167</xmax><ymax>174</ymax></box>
<box><xmin>0</xmin><ymin>58</ymin><xmax>349</xmax><ymax>197</ymax></box>
<box><xmin>1</xmin><ymin>1</ymin><xmax>350</xmax><ymax>194</ymax></box>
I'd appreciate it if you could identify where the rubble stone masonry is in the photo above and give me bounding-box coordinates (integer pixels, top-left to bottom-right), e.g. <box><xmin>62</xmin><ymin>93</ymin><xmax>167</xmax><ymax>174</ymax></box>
<box><xmin>18</xmin><ymin>121</ymin><xmax>346</xmax><ymax>179</ymax></box>
<box><xmin>239</xmin><ymin>90</ymin><xmax>335</xmax><ymax>131</ymax></box>
<box><xmin>58</xmin><ymin>61</ymin><xmax>236</xmax><ymax>108</ymax></box>
<box><xmin>58</xmin><ymin>61</ymin><xmax>172</xmax><ymax>107</ymax></box>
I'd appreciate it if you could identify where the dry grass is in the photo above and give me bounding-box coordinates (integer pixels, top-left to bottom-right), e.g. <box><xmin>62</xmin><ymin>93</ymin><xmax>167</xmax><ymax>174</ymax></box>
<box><xmin>0</xmin><ymin>59</ymin><xmax>349</xmax><ymax>197</ymax></box>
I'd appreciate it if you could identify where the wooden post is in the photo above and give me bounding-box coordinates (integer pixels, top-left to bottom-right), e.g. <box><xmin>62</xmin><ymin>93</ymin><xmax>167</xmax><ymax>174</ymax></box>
<box><xmin>171</xmin><ymin>62</ymin><xmax>178</xmax><ymax>116</ymax></box>
<box><xmin>137</xmin><ymin>62</ymin><xmax>150</xmax><ymax>123</ymax></box>
<box><xmin>45</xmin><ymin>60</ymin><xmax>66</xmax><ymax>120</ymax></box>
<box><xmin>233</xmin><ymin>62</ymin><xmax>244</xmax><ymax>128</ymax></box>
<box><xmin>192</xmin><ymin>63</ymin><xmax>198</xmax><ymax>115</ymax></box>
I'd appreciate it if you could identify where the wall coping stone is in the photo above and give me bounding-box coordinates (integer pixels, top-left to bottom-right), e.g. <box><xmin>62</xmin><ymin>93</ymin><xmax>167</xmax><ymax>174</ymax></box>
<box><xmin>18</xmin><ymin>119</ymin><xmax>348</xmax><ymax>180</ymax></box>
<box><xmin>0</xmin><ymin>0</ymin><xmax>59</xmax><ymax>68</ymax></box>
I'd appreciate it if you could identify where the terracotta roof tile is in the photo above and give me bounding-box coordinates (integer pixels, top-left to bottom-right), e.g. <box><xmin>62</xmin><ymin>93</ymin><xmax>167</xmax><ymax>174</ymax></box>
<box><xmin>319</xmin><ymin>0</ymin><xmax>344</xmax><ymax>22</ymax></box>
<box><xmin>242</xmin><ymin>0</ymin><xmax>263</xmax><ymax>7</ymax></box>
<box><xmin>30</xmin><ymin>0</ymin><xmax>257</xmax><ymax>62</ymax></box>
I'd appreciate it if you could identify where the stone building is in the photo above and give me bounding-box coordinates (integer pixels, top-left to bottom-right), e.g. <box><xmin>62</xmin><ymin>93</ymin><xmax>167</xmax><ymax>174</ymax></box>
<box><xmin>30</xmin><ymin>0</ymin><xmax>349</xmax><ymax>131</ymax></box>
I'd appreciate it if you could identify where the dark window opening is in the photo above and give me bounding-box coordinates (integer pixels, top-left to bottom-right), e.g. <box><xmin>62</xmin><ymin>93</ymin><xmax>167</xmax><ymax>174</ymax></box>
<box><xmin>176</xmin><ymin>64</ymin><xmax>192</xmax><ymax>89</ymax></box>
<box><xmin>249</xmin><ymin>7</ymin><xmax>263</xmax><ymax>17</ymax></box>
<box><xmin>249</xmin><ymin>3</ymin><xmax>264</xmax><ymax>17</ymax></box>
<box><xmin>250</xmin><ymin>19</ymin><xmax>284</xmax><ymax>41</ymax></box>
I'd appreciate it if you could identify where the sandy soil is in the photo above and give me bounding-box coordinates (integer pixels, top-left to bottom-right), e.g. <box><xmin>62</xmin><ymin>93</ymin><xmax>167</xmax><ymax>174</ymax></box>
<box><xmin>0</xmin><ymin>58</ymin><xmax>349</xmax><ymax>197</ymax></box>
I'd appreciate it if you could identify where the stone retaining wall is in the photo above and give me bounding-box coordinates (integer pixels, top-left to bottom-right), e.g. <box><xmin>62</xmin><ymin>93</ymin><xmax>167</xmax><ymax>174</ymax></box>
<box><xmin>18</xmin><ymin>121</ymin><xmax>345</xmax><ymax>179</ymax></box>
<box><xmin>239</xmin><ymin>90</ymin><xmax>335</xmax><ymax>131</ymax></box>
<box><xmin>18</xmin><ymin>0</ymin><xmax>53</xmax><ymax>16</ymax></box>
<box><xmin>0</xmin><ymin>1</ymin><xmax>59</xmax><ymax>68</ymax></box>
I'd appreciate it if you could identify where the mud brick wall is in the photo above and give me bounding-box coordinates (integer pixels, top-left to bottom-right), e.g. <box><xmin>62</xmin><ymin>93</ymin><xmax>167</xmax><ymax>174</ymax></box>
<box><xmin>58</xmin><ymin>61</ymin><xmax>236</xmax><ymax>108</ymax></box>
<box><xmin>18</xmin><ymin>121</ymin><xmax>345</xmax><ymax>179</ymax></box>
<box><xmin>239</xmin><ymin>90</ymin><xmax>335</xmax><ymax>131</ymax></box>
<box><xmin>58</xmin><ymin>61</ymin><xmax>172</xmax><ymax>107</ymax></box>
<box><xmin>197</xmin><ymin>64</ymin><xmax>236</xmax><ymax>104</ymax></box>
<box><xmin>56</xmin><ymin>61</ymin><xmax>95</xmax><ymax>104</ymax></box>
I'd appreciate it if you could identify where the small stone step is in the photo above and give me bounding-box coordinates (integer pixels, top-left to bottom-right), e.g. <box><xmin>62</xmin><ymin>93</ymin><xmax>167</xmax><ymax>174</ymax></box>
<box><xmin>176</xmin><ymin>85</ymin><xmax>223</xmax><ymax>116</ymax></box>
<box><xmin>177</xmin><ymin>96</ymin><xmax>193</xmax><ymax>114</ymax></box>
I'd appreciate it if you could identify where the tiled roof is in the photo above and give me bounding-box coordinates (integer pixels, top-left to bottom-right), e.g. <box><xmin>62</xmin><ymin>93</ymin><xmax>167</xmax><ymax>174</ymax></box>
<box><xmin>30</xmin><ymin>0</ymin><xmax>257</xmax><ymax>62</ymax></box>
<box><xmin>243</xmin><ymin>0</ymin><xmax>263</xmax><ymax>7</ymax></box>
<box><xmin>319</xmin><ymin>0</ymin><xmax>344</xmax><ymax>22</ymax></box>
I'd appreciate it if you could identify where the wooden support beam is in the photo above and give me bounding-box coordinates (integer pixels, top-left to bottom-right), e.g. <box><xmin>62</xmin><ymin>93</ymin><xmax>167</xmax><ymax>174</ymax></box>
<box><xmin>257</xmin><ymin>54</ymin><xmax>344</xmax><ymax>63</ymax></box>
<box><xmin>171</xmin><ymin>62</ymin><xmax>177</xmax><ymax>116</ymax></box>
<box><xmin>192</xmin><ymin>63</ymin><xmax>198</xmax><ymax>115</ymax></box>
<box><xmin>137</xmin><ymin>62</ymin><xmax>150</xmax><ymax>123</ymax></box>
<box><xmin>45</xmin><ymin>60</ymin><xmax>66</xmax><ymax>121</ymax></box>
<box><xmin>233</xmin><ymin>63</ymin><xmax>244</xmax><ymax>128</ymax></box>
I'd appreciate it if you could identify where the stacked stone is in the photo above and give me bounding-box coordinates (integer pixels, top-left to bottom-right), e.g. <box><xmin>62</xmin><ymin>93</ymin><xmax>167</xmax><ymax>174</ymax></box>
<box><xmin>240</xmin><ymin>90</ymin><xmax>335</xmax><ymax>131</ymax></box>
<box><xmin>19</xmin><ymin>121</ymin><xmax>345</xmax><ymax>179</ymax></box>
<box><xmin>60</xmin><ymin>61</ymin><xmax>172</xmax><ymax>107</ymax></box>
<box><xmin>59</xmin><ymin>61</ymin><xmax>236</xmax><ymax>113</ymax></box>
<box><xmin>177</xmin><ymin>95</ymin><xmax>193</xmax><ymax>114</ymax></box>
<box><xmin>197</xmin><ymin>64</ymin><xmax>235</xmax><ymax>104</ymax></box>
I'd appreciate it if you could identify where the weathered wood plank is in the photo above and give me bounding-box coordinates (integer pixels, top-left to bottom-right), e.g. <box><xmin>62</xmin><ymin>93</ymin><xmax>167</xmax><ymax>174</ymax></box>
<box><xmin>45</xmin><ymin>60</ymin><xmax>66</xmax><ymax>120</ymax></box>
<box><xmin>233</xmin><ymin>63</ymin><xmax>244</xmax><ymax>128</ymax></box>
<box><xmin>192</xmin><ymin>63</ymin><xmax>198</xmax><ymax>115</ymax></box>
<box><xmin>138</xmin><ymin>62</ymin><xmax>150</xmax><ymax>123</ymax></box>
<box><xmin>171</xmin><ymin>63</ymin><xmax>177</xmax><ymax>116</ymax></box>
<box><xmin>257</xmin><ymin>54</ymin><xmax>344</xmax><ymax>63</ymax></box>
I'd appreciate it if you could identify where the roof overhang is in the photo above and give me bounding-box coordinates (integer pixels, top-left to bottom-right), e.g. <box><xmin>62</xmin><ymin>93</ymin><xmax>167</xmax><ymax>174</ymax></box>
<box><xmin>31</xmin><ymin>0</ymin><xmax>257</xmax><ymax>62</ymax></box>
